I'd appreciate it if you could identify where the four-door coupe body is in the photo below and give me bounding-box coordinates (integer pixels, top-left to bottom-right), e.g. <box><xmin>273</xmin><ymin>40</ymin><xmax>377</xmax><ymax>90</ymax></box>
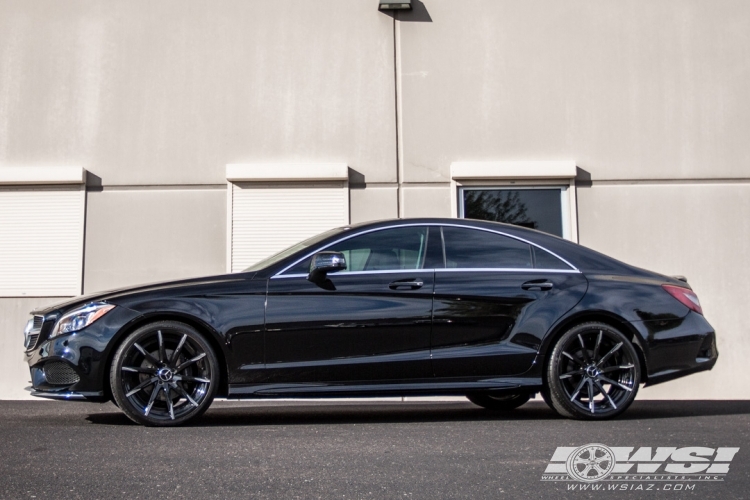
<box><xmin>23</xmin><ymin>218</ymin><xmax>717</xmax><ymax>425</ymax></box>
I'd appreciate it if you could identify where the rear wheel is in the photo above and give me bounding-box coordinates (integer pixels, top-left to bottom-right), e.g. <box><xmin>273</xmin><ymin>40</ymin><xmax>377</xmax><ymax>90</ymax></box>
<box><xmin>110</xmin><ymin>321</ymin><xmax>219</xmax><ymax>426</ymax></box>
<box><xmin>467</xmin><ymin>392</ymin><xmax>531</xmax><ymax>411</ymax></box>
<box><xmin>546</xmin><ymin>322</ymin><xmax>640</xmax><ymax>419</ymax></box>
<box><xmin>539</xmin><ymin>387</ymin><xmax>555</xmax><ymax>412</ymax></box>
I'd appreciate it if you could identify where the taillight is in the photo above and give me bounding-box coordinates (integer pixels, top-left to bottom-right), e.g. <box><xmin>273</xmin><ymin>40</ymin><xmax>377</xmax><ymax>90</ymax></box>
<box><xmin>662</xmin><ymin>284</ymin><xmax>703</xmax><ymax>315</ymax></box>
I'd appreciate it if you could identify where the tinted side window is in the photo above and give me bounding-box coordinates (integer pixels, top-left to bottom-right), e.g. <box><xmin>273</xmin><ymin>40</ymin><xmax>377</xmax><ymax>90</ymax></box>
<box><xmin>442</xmin><ymin>227</ymin><xmax>532</xmax><ymax>269</ymax></box>
<box><xmin>533</xmin><ymin>246</ymin><xmax>573</xmax><ymax>270</ymax></box>
<box><xmin>283</xmin><ymin>226</ymin><xmax>433</xmax><ymax>275</ymax></box>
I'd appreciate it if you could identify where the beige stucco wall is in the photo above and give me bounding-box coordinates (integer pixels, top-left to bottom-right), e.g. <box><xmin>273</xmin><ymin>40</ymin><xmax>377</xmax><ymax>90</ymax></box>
<box><xmin>350</xmin><ymin>186</ymin><xmax>399</xmax><ymax>224</ymax></box>
<box><xmin>0</xmin><ymin>0</ymin><xmax>397</xmax><ymax>185</ymax></box>
<box><xmin>401</xmin><ymin>185</ymin><xmax>453</xmax><ymax>218</ymax></box>
<box><xmin>397</xmin><ymin>0</ymin><xmax>750</xmax><ymax>182</ymax></box>
<box><xmin>83</xmin><ymin>189</ymin><xmax>227</xmax><ymax>293</ymax></box>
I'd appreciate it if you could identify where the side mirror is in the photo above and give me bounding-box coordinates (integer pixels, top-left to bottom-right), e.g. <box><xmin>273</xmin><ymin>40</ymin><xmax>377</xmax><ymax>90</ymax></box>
<box><xmin>308</xmin><ymin>251</ymin><xmax>347</xmax><ymax>283</ymax></box>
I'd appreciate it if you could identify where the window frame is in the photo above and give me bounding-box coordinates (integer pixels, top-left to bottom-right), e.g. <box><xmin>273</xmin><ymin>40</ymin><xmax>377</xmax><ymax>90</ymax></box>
<box><xmin>450</xmin><ymin>161</ymin><xmax>578</xmax><ymax>242</ymax></box>
<box><xmin>273</xmin><ymin>222</ymin><xmax>579</xmax><ymax>279</ymax></box>
<box><xmin>457</xmin><ymin>183</ymin><xmax>573</xmax><ymax>240</ymax></box>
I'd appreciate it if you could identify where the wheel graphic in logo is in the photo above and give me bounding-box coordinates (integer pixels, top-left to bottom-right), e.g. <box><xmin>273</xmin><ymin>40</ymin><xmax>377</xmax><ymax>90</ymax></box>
<box><xmin>566</xmin><ymin>444</ymin><xmax>616</xmax><ymax>482</ymax></box>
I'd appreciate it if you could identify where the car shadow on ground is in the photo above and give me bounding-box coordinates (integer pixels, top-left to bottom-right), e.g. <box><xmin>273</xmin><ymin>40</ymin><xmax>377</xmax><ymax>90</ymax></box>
<box><xmin>83</xmin><ymin>399</ymin><xmax>750</xmax><ymax>427</ymax></box>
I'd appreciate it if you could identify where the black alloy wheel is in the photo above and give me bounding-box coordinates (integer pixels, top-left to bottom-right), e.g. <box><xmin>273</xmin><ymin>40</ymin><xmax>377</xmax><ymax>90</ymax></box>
<box><xmin>110</xmin><ymin>321</ymin><xmax>219</xmax><ymax>426</ymax></box>
<box><xmin>546</xmin><ymin>322</ymin><xmax>640</xmax><ymax>419</ymax></box>
<box><xmin>466</xmin><ymin>392</ymin><xmax>531</xmax><ymax>411</ymax></box>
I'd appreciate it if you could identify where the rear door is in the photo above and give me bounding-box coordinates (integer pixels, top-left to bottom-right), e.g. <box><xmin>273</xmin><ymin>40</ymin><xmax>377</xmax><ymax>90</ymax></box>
<box><xmin>431</xmin><ymin>225</ymin><xmax>587</xmax><ymax>378</ymax></box>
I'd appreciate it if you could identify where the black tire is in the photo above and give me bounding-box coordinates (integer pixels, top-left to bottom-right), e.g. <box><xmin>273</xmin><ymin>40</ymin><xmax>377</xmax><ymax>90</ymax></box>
<box><xmin>539</xmin><ymin>387</ymin><xmax>555</xmax><ymax>413</ymax></box>
<box><xmin>467</xmin><ymin>392</ymin><xmax>531</xmax><ymax>411</ymax></box>
<box><xmin>546</xmin><ymin>322</ymin><xmax>641</xmax><ymax>420</ymax></box>
<box><xmin>110</xmin><ymin>320</ymin><xmax>219</xmax><ymax>426</ymax></box>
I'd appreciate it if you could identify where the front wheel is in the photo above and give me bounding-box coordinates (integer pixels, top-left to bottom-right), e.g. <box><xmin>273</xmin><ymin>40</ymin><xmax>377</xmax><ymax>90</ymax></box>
<box><xmin>110</xmin><ymin>321</ymin><xmax>219</xmax><ymax>426</ymax></box>
<box><xmin>467</xmin><ymin>392</ymin><xmax>531</xmax><ymax>411</ymax></box>
<box><xmin>546</xmin><ymin>322</ymin><xmax>641</xmax><ymax>419</ymax></box>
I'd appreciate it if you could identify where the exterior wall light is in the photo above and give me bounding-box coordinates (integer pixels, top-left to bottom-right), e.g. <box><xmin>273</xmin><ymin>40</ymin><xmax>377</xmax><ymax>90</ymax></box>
<box><xmin>379</xmin><ymin>0</ymin><xmax>412</xmax><ymax>10</ymax></box>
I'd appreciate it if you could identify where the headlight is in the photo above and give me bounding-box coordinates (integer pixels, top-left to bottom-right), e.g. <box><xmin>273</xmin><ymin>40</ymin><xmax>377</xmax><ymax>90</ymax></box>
<box><xmin>51</xmin><ymin>302</ymin><xmax>115</xmax><ymax>338</ymax></box>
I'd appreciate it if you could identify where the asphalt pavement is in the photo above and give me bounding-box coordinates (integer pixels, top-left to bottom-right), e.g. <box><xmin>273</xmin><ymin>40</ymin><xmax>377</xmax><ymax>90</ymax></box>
<box><xmin>0</xmin><ymin>399</ymin><xmax>748</xmax><ymax>499</ymax></box>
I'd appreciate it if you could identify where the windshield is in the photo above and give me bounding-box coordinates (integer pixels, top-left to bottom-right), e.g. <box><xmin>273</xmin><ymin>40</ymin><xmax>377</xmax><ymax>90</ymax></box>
<box><xmin>242</xmin><ymin>226</ymin><xmax>350</xmax><ymax>272</ymax></box>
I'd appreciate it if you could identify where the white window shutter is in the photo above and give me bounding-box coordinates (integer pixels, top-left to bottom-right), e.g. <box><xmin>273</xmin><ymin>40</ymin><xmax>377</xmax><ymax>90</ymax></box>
<box><xmin>227</xmin><ymin>164</ymin><xmax>350</xmax><ymax>273</ymax></box>
<box><xmin>0</xmin><ymin>185</ymin><xmax>85</xmax><ymax>296</ymax></box>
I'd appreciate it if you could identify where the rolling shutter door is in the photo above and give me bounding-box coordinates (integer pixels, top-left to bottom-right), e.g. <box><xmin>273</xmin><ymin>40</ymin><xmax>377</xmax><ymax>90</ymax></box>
<box><xmin>230</xmin><ymin>181</ymin><xmax>348</xmax><ymax>272</ymax></box>
<box><xmin>0</xmin><ymin>186</ymin><xmax>85</xmax><ymax>296</ymax></box>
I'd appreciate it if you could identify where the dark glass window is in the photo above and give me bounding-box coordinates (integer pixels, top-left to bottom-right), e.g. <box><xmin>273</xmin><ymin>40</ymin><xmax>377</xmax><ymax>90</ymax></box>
<box><xmin>283</xmin><ymin>226</ymin><xmax>437</xmax><ymax>275</ymax></box>
<box><xmin>461</xmin><ymin>188</ymin><xmax>563</xmax><ymax>237</ymax></box>
<box><xmin>533</xmin><ymin>246</ymin><xmax>572</xmax><ymax>270</ymax></box>
<box><xmin>442</xmin><ymin>226</ymin><xmax>532</xmax><ymax>269</ymax></box>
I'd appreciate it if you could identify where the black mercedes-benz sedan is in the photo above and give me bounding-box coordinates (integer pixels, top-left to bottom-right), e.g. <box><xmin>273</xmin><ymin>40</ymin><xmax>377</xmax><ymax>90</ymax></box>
<box><xmin>23</xmin><ymin>218</ymin><xmax>717</xmax><ymax>426</ymax></box>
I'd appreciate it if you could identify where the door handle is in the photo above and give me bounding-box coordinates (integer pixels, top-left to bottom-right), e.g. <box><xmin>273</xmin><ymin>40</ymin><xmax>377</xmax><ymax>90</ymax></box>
<box><xmin>521</xmin><ymin>280</ymin><xmax>554</xmax><ymax>291</ymax></box>
<box><xmin>389</xmin><ymin>279</ymin><xmax>424</xmax><ymax>290</ymax></box>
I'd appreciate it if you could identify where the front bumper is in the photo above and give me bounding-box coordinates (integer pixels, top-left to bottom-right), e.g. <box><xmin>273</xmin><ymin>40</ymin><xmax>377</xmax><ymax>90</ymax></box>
<box><xmin>25</xmin><ymin>305</ymin><xmax>142</xmax><ymax>401</ymax></box>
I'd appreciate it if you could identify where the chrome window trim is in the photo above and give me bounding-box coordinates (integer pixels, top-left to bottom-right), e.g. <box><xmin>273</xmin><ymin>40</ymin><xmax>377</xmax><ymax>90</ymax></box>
<box><xmin>436</xmin><ymin>268</ymin><xmax>579</xmax><ymax>274</ymax></box>
<box><xmin>272</xmin><ymin>269</ymin><xmax>434</xmax><ymax>280</ymax></box>
<box><xmin>272</xmin><ymin>267</ymin><xmax>578</xmax><ymax>280</ymax></box>
<box><xmin>273</xmin><ymin>222</ymin><xmax>579</xmax><ymax>278</ymax></box>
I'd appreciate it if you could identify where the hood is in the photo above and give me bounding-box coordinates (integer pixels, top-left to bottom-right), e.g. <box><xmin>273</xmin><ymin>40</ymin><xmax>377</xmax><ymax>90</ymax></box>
<box><xmin>31</xmin><ymin>272</ymin><xmax>257</xmax><ymax>316</ymax></box>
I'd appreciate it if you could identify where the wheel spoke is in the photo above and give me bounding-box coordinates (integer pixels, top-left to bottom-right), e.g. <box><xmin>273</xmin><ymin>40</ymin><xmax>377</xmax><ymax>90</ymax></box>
<box><xmin>599</xmin><ymin>375</ymin><xmax>633</xmax><ymax>392</ymax></box>
<box><xmin>562</xmin><ymin>351</ymin><xmax>584</xmax><ymax>366</ymax></box>
<box><xmin>164</xmin><ymin>386</ymin><xmax>175</xmax><ymax>420</ymax></box>
<box><xmin>569</xmin><ymin>377</ymin><xmax>587</xmax><ymax>401</ymax></box>
<box><xmin>144</xmin><ymin>382</ymin><xmax>161</xmax><ymax>416</ymax></box>
<box><xmin>157</xmin><ymin>330</ymin><xmax>167</xmax><ymax>364</ymax></box>
<box><xmin>169</xmin><ymin>334</ymin><xmax>188</xmax><ymax>367</ymax></box>
<box><xmin>170</xmin><ymin>382</ymin><xmax>199</xmax><ymax>407</ymax></box>
<box><xmin>121</xmin><ymin>366</ymin><xmax>156</xmax><ymax>374</ymax></box>
<box><xmin>600</xmin><ymin>364</ymin><xmax>635</xmax><ymax>374</ymax></box>
<box><xmin>174</xmin><ymin>375</ymin><xmax>211</xmax><ymax>384</ymax></box>
<box><xmin>578</xmin><ymin>334</ymin><xmax>592</xmax><ymax>364</ymax></box>
<box><xmin>587</xmin><ymin>379</ymin><xmax>596</xmax><ymax>413</ymax></box>
<box><xmin>593</xmin><ymin>379</ymin><xmax>618</xmax><ymax>409</ymax></box>
<box><xmin>593</xmin><ymin>330</ymin><xmax>603</xmax><ymax>361</ymax></box>
<box><xmin>125</xmin><ymin>376</ymin><xmax>158</xmax><ymax>397</ymax></box>
<box><xmin>133</xmin><ymin>343</ymin><xmax>160</xmax><ymax>366</ymax></box>
<box><xmin>174</xmin><ymin>352</ymin><xmax>206</xmax><ymax>374</ymax></box>
<box><xmin>596</xmin><ymin>342</ymin><xmax>623</xmax><ymax>367</ymax></box>
<box><xmin>559</xmin><ymin>369</ymin><xmax>585</xmax><ymax>380</ymax></box>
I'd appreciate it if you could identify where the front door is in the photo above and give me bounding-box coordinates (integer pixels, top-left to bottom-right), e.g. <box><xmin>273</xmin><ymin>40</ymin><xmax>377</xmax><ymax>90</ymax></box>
<box><xmin>264</xmin><ymin>225</ymin><xmax>443</xmax><ymax>384</ymax></box>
